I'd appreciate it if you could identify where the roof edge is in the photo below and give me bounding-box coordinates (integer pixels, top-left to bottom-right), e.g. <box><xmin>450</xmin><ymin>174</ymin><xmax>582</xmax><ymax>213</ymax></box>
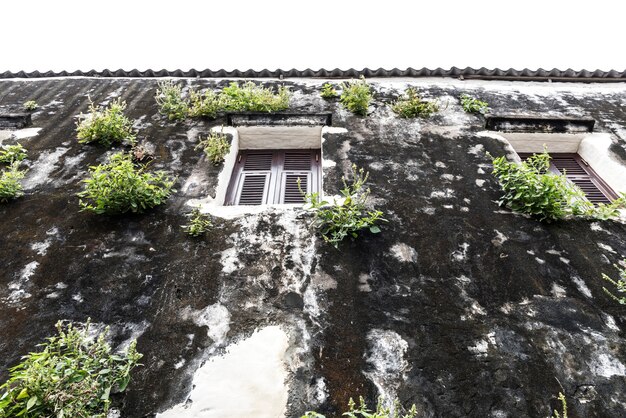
<box><xmin>2</xmin><ymin>67</ymin><xmax>626</xmax><ymax>82</ymax></box>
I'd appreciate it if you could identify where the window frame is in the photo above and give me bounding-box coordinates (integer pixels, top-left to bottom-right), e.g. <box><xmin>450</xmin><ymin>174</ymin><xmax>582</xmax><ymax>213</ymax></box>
<box><xmin>224</xmin><ymin>149</ymin><xmax>321</xmax><ymax>206</ymax></box>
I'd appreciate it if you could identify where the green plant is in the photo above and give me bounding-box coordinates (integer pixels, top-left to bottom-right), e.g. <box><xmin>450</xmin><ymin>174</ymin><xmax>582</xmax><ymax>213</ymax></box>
<box><xmin>182</xmin><ymin>208</ymin><xmax>213</xmax><ymax>236</ymax></box>
<box><xmin>155</xmin><ymin>81</ymin><xmax>290</xmax><ymax>120</ymax></box>
<box><xmin>552</xmin><ymin>392</ymin><xmax>568</xmax><ymax>418</ymax></box>
<box><xmin>320</xmin><ymin>83</ymin><xmax>338</xmax><ymax>99</ymax></box>
<box><xmin>23</xmin><ymin>100</ymin><xmax>38</xmax><ymax>111</ymax></box>
<box><xmin>0</xmin><ymin>162</ymin><xmax>27</xmax><ymax>202</ymax></box>
<box><xmin>195</xmin><ymin>130</ymin><xmax>230</xmax><ymax>165</ymax></box>
<box><xmin>460</xmin><ymin>94</ymin><xmax>489</xmax><ymax>114</ymax></box>
<box><xmin>602</xmin><ymin>260</ymin><xmax>626</xmax><ymax>304</ymax></box>
<box><xmin>340</xmin><ymin>76</ymin><xmax>372</xmax><ymax>116</ymax></box>
<box><xmin>155</xmin><ymin>80</ymin><xmax>189</xmax><ymax>121</ymax></box>
<box><xmin>489</xmin><ymin>151</ymin><xmax>626</xmax><ymax>222</ymax></box>
<box><xmin>188</xmin><ymin>88</ymin><xmax>222</xmax><ymax>118</ymax></box>
<box><xmin>77</xmin><ymin>152</ymin><xmax>175</xmax><ymax>215</ymax></box>
<box><xmin>0</xmin><ymin>320</ymin><xmax>142</xmax><ymax>418</ymax></box>
<box><xmin>301</xmin><ymin>396</ymin><xmax>417</xmax><ymax>418</ymax></box>
<box><xmin>220</xmin><ymin>81</ymin><xmax>290</xmax><ymax>112</ymax></box>
<box><xmin>76</xmin><ymin>98</ymin><xmax>136</xmax><ymax>146</ymax></box>
<box><xmin>0</xmin><ymin>143</ymin><xmax>27</xmax><ymax>164</ymax></box>
<box><xmin>302</xmin><ymin>164</ymin><xmax>385</xmax><ymax>248</ymax></box>
<box><xmin>391</xmin><ymin>87</ymin><xmax>439</xmax><ymax>118</ymax></box>
<box><xmin>301</xmin><ymin>412</ymin><xmax>326</xmax><ymax>418</ymax></box>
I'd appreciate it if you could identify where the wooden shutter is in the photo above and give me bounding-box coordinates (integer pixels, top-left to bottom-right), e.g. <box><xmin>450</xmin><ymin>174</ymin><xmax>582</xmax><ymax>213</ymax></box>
<box><xmin>225</xmin><ymin>149</ymin><xmax>321</xmax><ymax>205</ymax></box>
<box><xmin>236</xmin><ymin>173</ymin><xmax>271</xmax><ymax>205</ymax></box>
<box><xmin>518</xmin><ymin>152</ymin><xmax>618</xmax><ymax>204</ymax></box>
<box><xmin>226</xmin><ymin>152</ymin><xmax>273</xmax><ymax>205</ymax></box>
<box><xmin>277</xmin><ymin>150</ymin><xmax>318</xmax><ymax>204</ymax></box>
<box><xmin>280</xmin><ymin>172</ymin><xmax>311</xmax><ymax>203</ymax></box>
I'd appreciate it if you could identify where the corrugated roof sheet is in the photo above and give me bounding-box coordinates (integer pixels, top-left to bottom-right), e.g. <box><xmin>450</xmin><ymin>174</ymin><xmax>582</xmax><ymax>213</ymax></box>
<box><xmin>1</xmin><ymin>67</ymin><xmax>626</xmax><ymax>81</ymax></box>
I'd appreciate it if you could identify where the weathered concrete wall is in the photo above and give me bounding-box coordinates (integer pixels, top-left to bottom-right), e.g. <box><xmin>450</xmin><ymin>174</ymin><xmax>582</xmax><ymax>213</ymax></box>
<box><xmin>1</xmin><ymin>77</ymin><xmax>626</xmax><ymax>417</ymax></box>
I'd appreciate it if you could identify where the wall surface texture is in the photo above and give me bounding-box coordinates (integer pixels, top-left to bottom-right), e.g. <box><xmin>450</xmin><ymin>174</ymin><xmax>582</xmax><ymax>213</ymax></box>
<box><xmin>1</xmin><ymin>77</ymin><xmax>626</xmax><ymax>417</ymax></box>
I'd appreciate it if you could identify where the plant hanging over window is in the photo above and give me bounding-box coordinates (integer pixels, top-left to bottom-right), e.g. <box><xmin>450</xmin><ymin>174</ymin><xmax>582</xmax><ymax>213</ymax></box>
<box><xmin>489</xmin><ymin>150</ymin><xmax>626</xmax><ymax>222</ymax></box>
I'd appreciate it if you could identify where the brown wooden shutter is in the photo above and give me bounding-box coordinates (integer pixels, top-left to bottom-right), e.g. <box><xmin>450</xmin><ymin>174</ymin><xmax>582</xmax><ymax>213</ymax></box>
<box><xmin>225</xmin><ymin>149</ymin><xmax>321</xmax><ymax>205</ymax></box>
<box><xmin>280</xmin><ymin>172</ymin><xmax>311</xmax><ymax>203</ymax></box>
<box><xmin>517</xmin><ymin>152</ymin><xmax>617</xmax><ymax>204</ymax></box>
<box><xmin>225</xmin><ymin>152</ymin><xmax>273</xmax><ymax>205</ymax></box>
<box><xmin>277</xmin><ymin>150</ymin><xmax>319</xmax><ymax>204</ymax></box>
<box><xmin>283</xmin><ymin>151</ymin><xmax>312</xmax><ymax>171</ymax></box>
<box><xmin>236</xmin><ymin>173</ymin><xmax>271</xmax><ymax>205</ymax></box>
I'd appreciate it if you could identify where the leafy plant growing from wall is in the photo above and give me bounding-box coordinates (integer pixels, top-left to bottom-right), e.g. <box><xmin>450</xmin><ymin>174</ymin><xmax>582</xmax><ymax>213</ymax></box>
<box><xmin>195</xmin><ymin>129</ymin><xmax>230</xmax><ymax>165</ymax></box>
<box><xmin>602</xmin><ymin>260</ymin><xmax>626</xmax><ymax>304</ymax></box>
<box><xmin>0</xmin><ymin>320</ymin><xmax>142</xmax><ymax>418</ymax></box>
<box><xmin>320</xmin><ymin>83</ymin><xmax>338</xmax><ymax>99</ymax></box>
<box><xmin>78</xmin><ymin>152</ymin><xmax>175</xmax><ymax>214</ymax></box>
<box><xmin>301</xmin><ymin>164</ymin><xmax>386</xmax><ymax>248</ymax></box>
<box><xmin>489</xmin><ymin>150</ymin><xmax>626</xmax><ymax>222</ymax></box>
<box><xmin>0</xmin><ymin>162</ymin><xmax>27</xmax><ymax>202</ymax></box>
<box><xmin>391</xmin><ymin>87</ymin><xmax>439</xmax><ymax>118</ymax></box>
<box><xmin>23</xmin><ymin>100</ymin><xmax>38</xmax><ymax>111</ymax></box>
<box><xmin>76</xmin><ymin>98</ymin><xmax>136</xmax><ymax>146</ymax></box>
<box><xmin>220</xmin><ymin>81</ymin><xmax>290</xmax><ymax>112</ymax></box>
<box><xmin>188</xmin><ymin>89</ymin><xmax>223</xmax><ymax>118</ymax></box>
<box><xmin>301</xmin><ymin>396</ymin><xmax>417</xmax><ymax>418</ymax></box>
<box><xmin>340</xmin><ymin>76</ymin><xmax>372</xmax><ymax>116</ymax></box>
<box><xmin>460</xmin><ymin>94</ymin><xmax>489</xmax><ymax>114</ymax></box>
<box><xmin>0</xmin><ymin>143</ymin><xmax>28</xmax><ymax>202</ymax></box>
<box><xmin>155</xmin><ymin>80</ymin><xmax>189</xmax><ymax>121</ymax></box>
<box><xmin>182</xmin><ymin>208</ymin><xmax>213</xmax><ymax>237</ymax></box>
<box><xmin>0</xmin><ymin>143</ymin><xmax>27</xmax><ymax>164</ymax></box>
<box><xmin>552</xmin><ymin>392</ymin><xmax>568</xmax><ymax>418</ymax></box>
<box><xmin>155</xmin><ymin>81</ymin><xmax>290</xmax><ymax>120</ymax></box>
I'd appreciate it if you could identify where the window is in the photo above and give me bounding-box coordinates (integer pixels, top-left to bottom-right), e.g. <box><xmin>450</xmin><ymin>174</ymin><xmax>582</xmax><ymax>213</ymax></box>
<box><xmin>485</xmin><ymin>115</ymin><xmax>624</xmax><ymax>205</ymax></box>
<box><xmin>224</xmin><ymin>149</ymin><xmax>321</xmax><ymax>205</ymax></box>
<box><xmin>517</xmin><ymin>152</ymin><xmax>618</xmax><ymax>204</ymax></box>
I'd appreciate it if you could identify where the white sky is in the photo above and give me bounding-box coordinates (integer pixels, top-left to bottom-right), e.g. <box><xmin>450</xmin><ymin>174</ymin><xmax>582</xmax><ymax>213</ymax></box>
<box><xmin>1</xmin><ymin>0</ymin><xmax>625</xmax><ymax>73</ymax></box>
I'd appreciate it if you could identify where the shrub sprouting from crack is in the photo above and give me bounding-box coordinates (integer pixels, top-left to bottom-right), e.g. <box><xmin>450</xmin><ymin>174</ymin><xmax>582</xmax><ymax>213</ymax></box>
<box><xmin>320</xmin><ymin>83</ymin><xmax>338</xmax><ymax>99</ymax></box>
<box><xmin>460</xmin><ymin>94</ymin><xmax>489</xmax><ymax>114</ymax></box>
<box><xmin>76</xmin><ymin>98</ymin><xmax>136</xmax><ymax>146</ymax></box>
<box><xmin>77</xmin><ymin>152</ymin><xmax>175</xmax><ymax>215</ymax></box>
<box><xmin>182</xmin><ymin>208</ymin><xmax>213</xmax><ymax>237</ymax></box>
<box><xmin>301</xmin><ymin>164</ymin><xmax>386</xmax><ymax>248</ymax></box>
<box><xmin>195</xmin><ymin>129</ymin><xmax>230</xmax><ymax>166</ymax></box>
<box><xmin>302</xmin><ymin>396</ymin><xmax>417</xmax><ymax>418</ymax></box>
<box><xmin>602</xmin><ymin>260</ymin><xmax>626</xmax><ymax>304</ymax></box>
<box><xmin>340</xmin><ymin>76</ymin><xmax>372</xmax><ymax>116</ymax></box>
<box><xmin>391</xmin><ymin>87</ymin><xmax>439</xmax><ymax>118</ymax></box>
<box><xmin>0</xmin><ymin>143</ymin><xmax>28</xmax><ymax>202</ymax></box>
<box><xmin>155</xmin><ymin>80</ymin><xmax>290</xmax><ymax>120</ymax></box>
<box><xmin>0</xmin><ymin>320</ymin><xmax>142</xmax><ymax>418</ymax></box>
